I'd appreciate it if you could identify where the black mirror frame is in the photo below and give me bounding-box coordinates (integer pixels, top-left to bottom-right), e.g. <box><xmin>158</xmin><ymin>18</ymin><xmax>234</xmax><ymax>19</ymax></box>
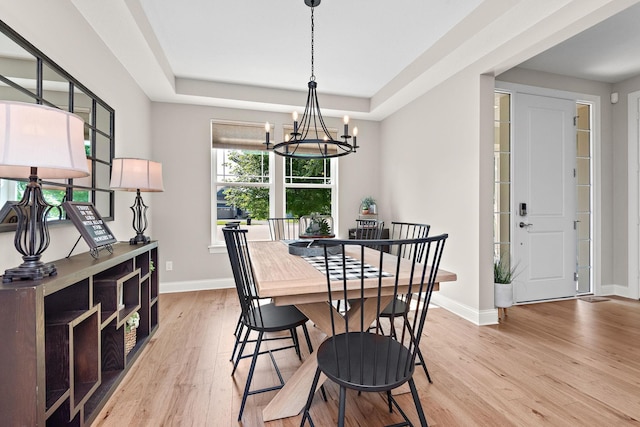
<box><xmin>0</xmin><ymin>19</ymin><xmax>115</xmax><ymax>233</ymax></box>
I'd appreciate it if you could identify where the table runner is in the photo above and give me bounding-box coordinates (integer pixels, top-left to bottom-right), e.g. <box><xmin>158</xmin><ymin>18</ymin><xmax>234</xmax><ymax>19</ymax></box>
<box><xmin>302</xmin><ymin>254</ymin><xmax>393</xmax><ymax>281</ymax></box>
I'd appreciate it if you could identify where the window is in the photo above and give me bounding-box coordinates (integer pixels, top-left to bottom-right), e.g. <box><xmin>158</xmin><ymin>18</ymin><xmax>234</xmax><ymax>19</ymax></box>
<box><xmin>494</xmin><ymin>92</ymin><xmax>511</xmax><ymax>263</ymax></box>
<box><xmin>284</xmin><ymin>157</ymin><xmax>333</xmax><ymax>218</ymax></box>
<box><xmin>211</xmin><ymin>120</ymin><xmax>337</xmax><ymax>246</ymax></box>
<box><xmin>576</xmin><ymin>102</ymin><xmax>592</xmax><ymax>294</ymax></box>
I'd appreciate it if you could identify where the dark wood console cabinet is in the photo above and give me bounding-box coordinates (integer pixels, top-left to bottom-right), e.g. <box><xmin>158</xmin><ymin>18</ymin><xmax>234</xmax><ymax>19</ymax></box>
<box><xmin>0</xmin><ymin>242</ymin><xmax>159</xmax><ymax>426</ymax></box>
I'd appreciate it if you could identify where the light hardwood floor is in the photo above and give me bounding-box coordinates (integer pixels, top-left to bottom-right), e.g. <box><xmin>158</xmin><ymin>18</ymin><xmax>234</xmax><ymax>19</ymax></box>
<box><xmin>92</xmin><ymin>290</ymin><xmax>640</xmax><ymax>426</ymax></box>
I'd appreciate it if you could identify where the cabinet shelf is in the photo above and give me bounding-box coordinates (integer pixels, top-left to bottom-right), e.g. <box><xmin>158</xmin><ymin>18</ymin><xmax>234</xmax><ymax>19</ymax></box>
<box><xmin>70</xmin><ymin>305</ymin><xmax>101</xmax><ymax>416</ymax></box>
<box><xmin>94</xmin><ymin>269</ymin><xmax>141</xmax><ymax>329</ymax></box>
<box><xmin>45</xmin><ymin>388</ymin><xmax>69</xmax><ymax>418</ymax></box>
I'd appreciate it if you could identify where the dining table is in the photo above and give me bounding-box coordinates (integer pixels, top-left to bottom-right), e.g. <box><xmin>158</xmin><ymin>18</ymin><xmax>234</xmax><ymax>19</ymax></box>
<box><xmin>248</xmin><ymin>239</ymin><xmax>457</xmax><ymax>422</ymax></box>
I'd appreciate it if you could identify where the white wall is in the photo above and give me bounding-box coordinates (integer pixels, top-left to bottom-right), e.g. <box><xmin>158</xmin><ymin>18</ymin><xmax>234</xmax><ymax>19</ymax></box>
<box><xmin>149</xmin><ymin>102</ymin><xmax>381</xmax><ymax>290</ymax></box>
<box><xmin>612</xmin><ymin>74</ymin><xmax>640</xmax><ymax>296</ymax></box>
<box><xmin>379</xmin><ymin>70</ymin><xmax>496</xmax><ymax>324</ymax></box>
<box><xmin>0</xmin><ymin>1</ymin><xmax>153</xmax><ymax>271</ymax></box>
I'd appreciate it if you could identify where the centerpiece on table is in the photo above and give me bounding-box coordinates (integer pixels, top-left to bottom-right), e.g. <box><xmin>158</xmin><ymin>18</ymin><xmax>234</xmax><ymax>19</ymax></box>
<box><xmin>299</xmin><ymin>213</ymin><xmax>335</xmax><ymax>238</ymax></box>
<box><xmin>290</xmin><ymin>213</ymin><xmax>340</xmax><ymax>256</ymax></box>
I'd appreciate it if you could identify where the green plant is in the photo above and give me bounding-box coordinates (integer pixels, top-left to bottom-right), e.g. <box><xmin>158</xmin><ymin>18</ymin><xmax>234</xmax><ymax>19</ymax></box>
<box><xmin>126</xmin><ymin>312</ymin><xmax>140</xmax><ymax>333</ymax></box>
<box><xmin>305</xmin><ymin>213</ymin><xmax>331</xmax><ymax>235</ymax></box>
<box><xmin>494</xmin><ymin>255</ymin><xmax>519</xmax><ymax>284</ymax></box>
<box><xmin>361</xmin><ymin>196</ymin><xmax>376</xmax><ymax>210</ymax></box>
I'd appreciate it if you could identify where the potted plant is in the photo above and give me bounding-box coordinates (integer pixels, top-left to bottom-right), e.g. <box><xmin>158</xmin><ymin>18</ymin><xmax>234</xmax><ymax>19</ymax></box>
<box><xmin>361</xmin><ymin>196</ymin><xmax>376</xmax><ymax>214</ymax></box>
<box><xmin>494</xmin><ymin>255</ymin><xmax>518</xmax><ymax>308</ymax></box>
<box><xmin>125</xmin><ymin>312</ymin><xmax>140</xmax><ymax>355</ymax></box>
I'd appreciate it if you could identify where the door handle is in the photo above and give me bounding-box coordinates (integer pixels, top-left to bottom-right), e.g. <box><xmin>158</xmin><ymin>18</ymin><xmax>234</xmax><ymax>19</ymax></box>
<box><xmin>519</xmin><ymin>222</ymin><xmax>533</xmax><ymax>228</ymax></box>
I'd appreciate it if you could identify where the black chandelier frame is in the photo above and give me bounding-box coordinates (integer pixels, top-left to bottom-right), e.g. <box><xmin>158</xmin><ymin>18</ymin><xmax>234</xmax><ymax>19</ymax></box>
<box><xmin>264</xmin><ymin>0</ymin><xmax>359</xmax><ymax>159</ymax></box>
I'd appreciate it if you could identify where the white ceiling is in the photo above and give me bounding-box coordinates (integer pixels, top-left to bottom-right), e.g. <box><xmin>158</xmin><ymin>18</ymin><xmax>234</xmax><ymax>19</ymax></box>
<box><xmin>518</xmin><ymin>2</ymin><xmax>640</xmax><ymax>83</ymax></box>
<box><xmin>68</xmin><ymin>1</ymin><xmax>640</xmax><ymax>119</ymax></box>
<box><xmin>138</xmin><ymin>0</ymin><xmax>482</xmax><ymax>98</ymax></box>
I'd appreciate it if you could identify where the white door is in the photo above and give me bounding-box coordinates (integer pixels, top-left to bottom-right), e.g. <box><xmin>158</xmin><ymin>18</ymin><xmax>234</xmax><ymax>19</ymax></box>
<box><xmin>513</xmin><ymin>93</ymin><xmax>576</xmax><ymax>302</ymax></box>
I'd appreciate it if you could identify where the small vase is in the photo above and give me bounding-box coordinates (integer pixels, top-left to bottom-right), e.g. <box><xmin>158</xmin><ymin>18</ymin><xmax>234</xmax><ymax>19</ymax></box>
<box><xmin>494</xmin><ymin>282</ymin><xmax>513</xmax><ymax>308</ymax></box>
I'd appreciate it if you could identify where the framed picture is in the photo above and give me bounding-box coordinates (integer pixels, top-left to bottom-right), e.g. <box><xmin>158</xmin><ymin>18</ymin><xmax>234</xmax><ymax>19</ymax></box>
<box><xmin>62</xmin><ymin>201</ymin><xmax>117</xmax><ymax>250</ymax></box>
<box><xmin>0</xmin><ymin>201</ymin><xmax>18</xmax><ymax>224</ymax></box>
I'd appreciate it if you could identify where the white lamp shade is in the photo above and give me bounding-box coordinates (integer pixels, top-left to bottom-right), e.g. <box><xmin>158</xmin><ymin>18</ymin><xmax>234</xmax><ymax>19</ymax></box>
<box><xmin>110</xmin><ymin>158</ymin><xmax>164</xmax><ymax>192</ymax></box>
<box><xmin>0</xmin><ymin>101</ymin><xmax>90</xmax><ymax>179</ymax></box>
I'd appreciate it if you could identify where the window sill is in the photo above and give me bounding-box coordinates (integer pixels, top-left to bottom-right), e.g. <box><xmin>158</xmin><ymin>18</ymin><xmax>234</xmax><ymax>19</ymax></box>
<box><xmin>208</xmin><ymin>244</ymin><xmax>227</xmax><ymax>254</ymax></box>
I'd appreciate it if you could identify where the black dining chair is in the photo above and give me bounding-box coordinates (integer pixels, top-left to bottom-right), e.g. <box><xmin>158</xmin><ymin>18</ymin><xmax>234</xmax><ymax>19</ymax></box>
<box><xmin>300</xmin><ymin>234</ymin><xmax>448</xmax><ymax>427</ymax></box>
<box><xmin>268</xmin><ymin>217</ymin><xmax>300</xmax><ymax>240</ymax></box>
<box><xmin>352</xmin><ymin>218</ymin><xmax>385</xmax><ymax>241</ymax></box>
<box><xmin>336</xmin><ymin>219</ymin><xmax>386</xmax><ymax>314</ymax></box>
<box><xmin>230</xmin><ymin>217</ymin><xmax>299</xmax><ymax>363</ymax></box>
<box><xmin>381</xmin><ymin>221</ymin><xmax>433</xmax><ymax>383</ymax></box>
<box><xmin>222</xmin><ymin>227</ymin><xmax>314</xmax><ymax>421</ymax></box>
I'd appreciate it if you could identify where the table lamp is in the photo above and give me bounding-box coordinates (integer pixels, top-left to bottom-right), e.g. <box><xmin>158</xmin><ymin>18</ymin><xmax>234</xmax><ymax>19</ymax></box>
<box><xmin>0</xmin><ymin>101</ymin><xmax>90</xmax><ymax>282</ymax></box>
<box><xmin>109</xmin><ymin>157</ymin><xmax>164</xmax><ymax>244</ymax></box>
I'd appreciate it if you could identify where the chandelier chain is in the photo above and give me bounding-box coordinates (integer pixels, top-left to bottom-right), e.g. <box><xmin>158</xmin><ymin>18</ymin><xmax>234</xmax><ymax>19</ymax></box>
<box><xmin>310</xmin><ymin>6</ymin><xmax>315</xmax><ymax>81</ymax></box>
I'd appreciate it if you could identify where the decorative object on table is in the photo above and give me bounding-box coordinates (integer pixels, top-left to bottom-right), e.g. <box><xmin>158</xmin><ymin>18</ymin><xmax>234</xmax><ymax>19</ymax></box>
<box><xmin>287</xmin><ymin>240</ymin><xmax>342</xmax><ymax>257</ymax></box>
<box><xmin>494</xmin><ymin>253</ymin><xmax>518</xmax><ymax>316</ymax></box>
<box><xmin>63</xmin><ymin>201</ymin><xmax>117</xmax><ymax>259</ymax></box>
<box><xmin>263</xmin><ymin>0</ymin><xmax>359</xmax><ymax>159</ymax></box>
<box><xmin>299</xmin><ymin>213</ymin><xmax>334</xmax><ymax>238</ymax></box>
<box><xmin>0</xmin><ymin>101</ymin><xmax>90</xmax><ymax>283</ymax></box>
<box><xmin>360</xmin><ymin>196</ymin><xmax>376</xmax><ymax>214</ymax></box>
<box><xmin>125</xmin><ymin>312</ymin><xmax>140</xmax><ymax>355</ymax></box>
<box><xmin>110</xmin><ymin>158</ymin><xmax>164</xmax><ymax>245</ymax></box>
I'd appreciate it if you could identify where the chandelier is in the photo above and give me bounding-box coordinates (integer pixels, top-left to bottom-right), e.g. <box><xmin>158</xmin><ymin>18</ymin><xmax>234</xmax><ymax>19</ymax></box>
<box><xmin>264</xmin><ymin>0</ymin><xmax>358</xmax><ymax>159</ymax></box>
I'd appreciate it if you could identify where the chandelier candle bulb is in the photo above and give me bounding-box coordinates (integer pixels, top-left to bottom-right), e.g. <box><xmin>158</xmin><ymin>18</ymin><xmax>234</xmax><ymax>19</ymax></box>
<box><xmin>264</xmin><ymin>122</ymin><xmax>270</xmax><ymax>147</ymax></box>
<box><xmin>353</xmin><ymin>127</ymin><xmax>358</xmax><ymax>151</ymax></box>
<box><xmin>293</xmin><ymin>111</ymin><xmax>299</xmax><ymax>134</ymax></box>
<box><xmin>343</xmin><ymin>115</ymin><xmax>349</xmax><ymax>137</ymax></box>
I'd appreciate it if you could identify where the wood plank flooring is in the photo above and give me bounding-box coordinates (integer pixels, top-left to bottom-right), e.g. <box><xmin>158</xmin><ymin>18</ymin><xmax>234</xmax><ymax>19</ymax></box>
<box><xmin>92</xmin><ymin>291</ymin><xmax>640</xmax><ymax>426</ymax></box>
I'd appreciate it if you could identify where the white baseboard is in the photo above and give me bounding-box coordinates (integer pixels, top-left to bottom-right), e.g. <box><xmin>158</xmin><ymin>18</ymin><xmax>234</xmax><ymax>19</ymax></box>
<box><xmin>431</xmin><ymin>292</ymin><xmax>499</xmax><ymax>326</ymax></box>
<box><xmin>599</xmin><ymin>283</ymin><xmax>638</xmax><ymax>299</ymax></box>
<box><xmin>160</xmin><ymin>278</ymin><xmax>234</xmax><ymax>294</ymax></box>
<box><xmin>165</xmin><ymin>279</ymin><xmax>636</xmax><ymax>326</ymax></box>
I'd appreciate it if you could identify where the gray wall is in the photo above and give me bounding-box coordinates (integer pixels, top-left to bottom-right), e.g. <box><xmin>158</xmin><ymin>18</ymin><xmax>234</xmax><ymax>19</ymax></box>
<box><xmin>149</xmin><ymin>102</ymin><xmax>381</xmax><ymax>288</ymax></box>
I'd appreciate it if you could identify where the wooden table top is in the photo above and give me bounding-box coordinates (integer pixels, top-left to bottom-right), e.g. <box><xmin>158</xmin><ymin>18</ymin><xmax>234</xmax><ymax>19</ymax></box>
<box><xmin>248</xmin><ymin>240</ymin><xmax>457</xmax><ymax>306</ymax></box>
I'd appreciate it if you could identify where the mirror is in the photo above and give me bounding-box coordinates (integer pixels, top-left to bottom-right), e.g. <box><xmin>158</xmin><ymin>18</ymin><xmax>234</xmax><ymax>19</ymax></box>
<box><xmin>0</xmin><ymin>20</ymin><xmax>115</xmax><ymax>232</ymax></box>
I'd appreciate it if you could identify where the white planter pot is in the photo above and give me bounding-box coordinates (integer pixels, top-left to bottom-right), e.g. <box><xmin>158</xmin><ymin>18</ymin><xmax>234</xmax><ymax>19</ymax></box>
<box><xmin>494</xmin><ymin>282</ymin><xmax>513</xmax><ymax>308</ymax></box>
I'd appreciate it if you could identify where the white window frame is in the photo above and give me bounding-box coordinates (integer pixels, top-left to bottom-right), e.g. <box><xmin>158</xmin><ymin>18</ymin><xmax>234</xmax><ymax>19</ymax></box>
<box><xmin>283</xmin><ymin>156</ymin><xmax>337</xmax><ymax>220</ymax></box>
<box><xmin>209</xmin><ymin>121</ymin><xmax>339</xmax><ymax>251</ymax></box>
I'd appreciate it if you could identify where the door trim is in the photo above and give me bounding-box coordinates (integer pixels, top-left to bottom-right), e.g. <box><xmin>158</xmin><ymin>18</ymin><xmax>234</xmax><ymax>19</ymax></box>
<box><xmin>495</xmin><ymin>81</ymin><xmax>602</xmax><ymax>297</ymax></box>
<box><xmin>627</xmin><ymin>90</ymin><xmax>640</xmax><ymax>300</ymax></box>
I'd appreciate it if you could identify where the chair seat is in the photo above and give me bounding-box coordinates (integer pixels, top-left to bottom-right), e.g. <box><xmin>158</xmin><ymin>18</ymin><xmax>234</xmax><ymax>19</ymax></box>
<box><xmin>317</xmin><ymin>332</ymin><xmax>414</xmax><ymax>392</ymax></box>
<box><xmin>380</xmin><ymin>298</ymin><xmax>409</xmax><ymax>316</ymax></box>
<box><xmin>244</xmin><ymin>303</ymin><xmax>308</xmax><ymax>332</ymax></box>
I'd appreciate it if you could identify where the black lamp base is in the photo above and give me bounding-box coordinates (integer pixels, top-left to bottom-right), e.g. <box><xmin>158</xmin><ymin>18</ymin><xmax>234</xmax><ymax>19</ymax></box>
<box><xmin>3</xmin><ymin>260</ymin><xmax>57</xmax><ymax>283</ymax></box>
<box><xmin>129</xmin><ymin>189</ymin><xmax>151</xmax><ymax>245</ymax></box>
<box><xmin>129</xmin><ymin>233</ymin><xmax>151</xmax><ymax>245</ymax></box>
<box><xmin>3</xmin><ymin>169</ymin><xmax>57</xmax><ymax>284</ymax></box>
